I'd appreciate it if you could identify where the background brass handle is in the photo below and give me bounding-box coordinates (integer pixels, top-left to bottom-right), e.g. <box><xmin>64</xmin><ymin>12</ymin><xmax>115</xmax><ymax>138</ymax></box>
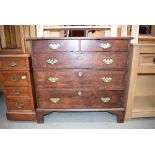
<box><xmin>102</xmin><ymin>77</ymin><xmax>112</xmax><ymax>83</ymax></box>
<box><xmin>77</xmin><ymin>91</ymin><xmax>82</xmax><ymax>96</ymax></box>
<box><xmin>9</xmin><ymin>61</ymin><xmax>17</xmax><ymax>67</ymax></box>
<box><xmin>49</xmin><ymin>43</ymin><xmax>60</xmax><ymax>49</ymax></box>
<box><xmin>47</xmin><ymin>59</ymin><xmax>58</xmax><ymax>65</ymax></box>
<box><xmin>100</xmin><ymin>97</ymin><xmax>110</xmax><ymax>103</ymax></box>
<box><xmin>48</xmin><ymin>77</ymin><xmax>58</xmax><ymax>83</ymax></box>
<box><xmin>99</xmin><ymin>42</ymin><xmax>111</xmax><ymax>49</ymax></box>
<box><xmin>11</xmin><ymin>75</ymin><xmax>20</xmax><ymax>81</ymax></box>
<box><xmin>15</xmin><ymin>103</ymin><xmax>24</xmax><ymax>109</ymax></box>
<box><xmin>153</xmin><ymin>58</ymin><xmax>155</xmax><ymax>64</ymax></box>
<box><xmin>12</xmin><ymin>88</ymin><xmax>22</xmax><ymax>95</ymax></box>
<box><xmin>49</xmin><ymin>98</ymin><xmax>60</xmax><ymax>103</ymax></box>
<box><xmin>103</xmin><ymin>58</ymin><xmax>114</xmax><ymax>64</ymax></box>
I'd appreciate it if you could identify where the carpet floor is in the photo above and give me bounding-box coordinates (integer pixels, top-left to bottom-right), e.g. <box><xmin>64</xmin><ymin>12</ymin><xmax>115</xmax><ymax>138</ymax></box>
<box><xmin>0</xmin><ymin>92</ymin><xmax>155</xmax><ymax>129</ymax></box>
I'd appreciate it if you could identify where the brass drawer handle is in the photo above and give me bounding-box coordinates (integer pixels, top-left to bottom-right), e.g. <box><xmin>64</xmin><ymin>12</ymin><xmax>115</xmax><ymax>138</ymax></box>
<box><xmin>15</xmin><ymin>103</ymin><xmax>24</xmax><ymax>109</ymax></box>
<box><xmin>78</xmin><ymin>72</ymin><xmax>83</xmax><ymax>77</ymax></box>
<box><xmin>47</xmin><ymin>58</ymin><xmax>58</xmax><ymax>65</ymax></box>
<box><xmin>103</xmin><ymin>58</ymin><xmax>114</xmax><ymax>64</ymax></box>
<box><xmin>100</xmin><ymin>97</ymin><xmax>110</xmax><ymax>103</ymax></box>
<box><xmin>99</xmin><ymin>42</ymin><xmax>111</xmax><ymax>49</ymax></box>
<box><xmin>12</xmin><ymin>88</ymin><xmax>22</xmax><ymax>95</ymax></box>
<box><xmin>77</xmin><ymin>91</ymin><xmax>82</xmax><ymax>96</ymax></box>
<box><xmin>9</xmin><ymin>61</ymin><xmax>17</xmax><ymax>67</ymax></box>
<box><xmin>48</xmin><ymin>77</ymin><xmax>59</xmax><ymax>83</ymax></box>
<box><xmin>11</xmin><ymin>75</ymin><xmax>20</xmax><ymax>81</ymax></box>
<box><xmin>49</xmin><ymin>98</ymin><xmax>60</xmax><ymax>103</ymax></box>
<box><xmin>153</xmin><ymin>58</ymin><xmax>155</xmax><ymax>64</ymax></box>
<box><xmin>101</xmin><ymin>77</ymin><xmax>112</xmax><ymax>83</ymax></box>
<box><xmin>49</xmin><ymin>43</ymin><xmax>61</xmax><ymax>49</ymax></box>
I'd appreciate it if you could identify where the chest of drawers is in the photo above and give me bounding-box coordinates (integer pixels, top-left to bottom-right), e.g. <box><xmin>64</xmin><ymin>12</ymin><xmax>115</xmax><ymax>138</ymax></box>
<box><xmin>0</xmin><ymin>54</ymin><xmax>36</xmax><ymax>121</ymax></box>
<box><xmin>30</xmin><ymin>37</ymin><xmax>132</xmax><ymax>123</ymax></box>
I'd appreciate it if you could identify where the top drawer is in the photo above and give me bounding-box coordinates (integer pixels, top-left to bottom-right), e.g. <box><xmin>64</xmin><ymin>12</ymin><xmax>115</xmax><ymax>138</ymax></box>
<box><xmin>32</xmin><ymin>40</ymin><xmax>79</xmax><ymax>52</ymax></box>
<box><xmin>0</xmin><ymin>57</ymin><xmax>29</xmax><ymax>70</ymax></box>
<box><xmin>81</xmin><ymin>40</ymin><xmax>129</xmax><ymax>52</ymax></box>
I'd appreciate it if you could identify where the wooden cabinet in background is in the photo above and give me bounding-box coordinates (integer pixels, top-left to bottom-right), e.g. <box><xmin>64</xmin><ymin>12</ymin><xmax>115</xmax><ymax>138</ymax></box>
<box><xmin>0</xmin><ymin>54</ymin><xmax>36</xmax><ymax>121</ymax></box>
<box><xmin>125</xmin><ymin>43</ymin><xmax>155</xmax><ymax>119</ymax></box>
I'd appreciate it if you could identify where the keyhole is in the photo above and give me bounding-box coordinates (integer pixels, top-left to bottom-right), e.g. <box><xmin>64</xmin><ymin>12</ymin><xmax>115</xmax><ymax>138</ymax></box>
<box><xmin>153</xmin><ymin>58</ymin><xmax>155</xmax><ymax>64</ymax></box>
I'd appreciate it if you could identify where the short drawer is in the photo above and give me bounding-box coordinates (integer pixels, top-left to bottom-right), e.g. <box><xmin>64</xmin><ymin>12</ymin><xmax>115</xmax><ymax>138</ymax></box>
<box><xmin>32</xmin><ymin>40</ymin><xmax>79</xmax><ymax>52</ymax></box>
<box><xmin>81</xmin><ymin>39</ymin><xmax>129</xmax><ymax>52</ymax></box>
<box><xmin>35</xmin><ymin>70</ymin><xmax>125</xmax><ymax>89</ymax></box>
<box><xmin>37</xmin><ymin>89</ymin><xmax>123</xmax><ymax>109</ymax></box>
<box><xmin>140</xmin><ymin>45</ymin><xmax>155</xmax><ymax>53</ymax></box>
<box><xmin>6</xmin><ymin>98</ymin><xmax>34</xmax><ymax>111</ymax></box>
<box><xmin>4</xmin><ymin>87</ymin><xmax>32</xmax><ymax>97</ymax></box>
<box><xmin>33</xmin><ymin>52</ymin><xmax>127</xmax><ymax>69</ymax></box>
<box><xmin>0</xmin><ymin>57</ymin><xmax>29</xmax><ymax>70</ymax></box>
<box><xmin>2</xmin><ymin>72</ymin><xmax>30</xmax><ymax>86</ymax></box>
<box><xmin>138</xmin><ymin>54</ymin><xmax>155</xmax><ymax>73</ymax></box>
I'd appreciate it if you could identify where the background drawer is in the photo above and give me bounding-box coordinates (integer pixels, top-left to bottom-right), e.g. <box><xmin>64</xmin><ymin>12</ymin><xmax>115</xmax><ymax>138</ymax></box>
<box><xmin>140</xmin><ymin>46</ymin><xmax>155</xmax><ymax>53</ymax></box>
<box><xmin>37</xmin><ymin>89</ymin><xmax>123</xmax><ymax>109</ymax></box>
<box><xmin>33</xmin><ymin>52</ymin><xmax>127</xmax><ymax>69</ymax></box>
<box><xmin>4</xmin><ymin>87</ymin><xmax>31</xmax><ymax>97</ymax></box>
<box><xmin>0</xmin><ymin>57</ymin><xmax>29</xmax><ymax>70</ymax></box>
<box><xmin>6</xmin><ymin>98</ymin><xmax>34</xmax><ymax>111</ymax></box>
<box><xmin>35</xmin><ymin>70</ymin><xmax>125</xmax><ymax>89</ymax></box>
<box><xmin>138</xmin><ymin>54</ymin><xmax>155</xmax><ymax>73</ymax></box>
<box><xmin>2</xmin><ymin>72</ymin><xmax>30</xmax><ymax>86</ymax></box>
<box><xmin>32</xmin><ymin>40</ymin><xmax>79</xmax><ymax>52</ymax></box>
<box><xmin>81</xmin><ymin>40</ymin><xmax>129</xmax><ymax>51</ymax></box>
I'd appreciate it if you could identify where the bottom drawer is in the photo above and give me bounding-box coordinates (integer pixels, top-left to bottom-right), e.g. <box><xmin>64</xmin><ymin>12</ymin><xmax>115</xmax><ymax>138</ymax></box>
<box><xmin>37</xmin><ymin>89</ymin><xmax>124</xmax><ymax>109</ymax></box>
<box><xmin>6</xmin><ymin>98</ymin><xmax>35</xmax><ymax>111</ymax></box>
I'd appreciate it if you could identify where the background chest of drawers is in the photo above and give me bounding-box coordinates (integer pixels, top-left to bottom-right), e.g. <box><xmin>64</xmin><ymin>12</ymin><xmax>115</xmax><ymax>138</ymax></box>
<box><xmin>31</xmin><ymin>37</ymin><xmax>132</xmax><ymax>123</ymax></box>
<box><xmin>0</xmin><ymin>54</ymin><xmax>36</xmax><ymax>121</ymax></box>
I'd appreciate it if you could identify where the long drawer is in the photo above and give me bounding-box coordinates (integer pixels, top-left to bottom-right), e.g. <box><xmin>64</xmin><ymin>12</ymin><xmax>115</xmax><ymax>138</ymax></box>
<box><xmin>34</xmin><ymin>70</ymin><xmax>125</xmax><ymax>89</ymax></box>
<box><xmin>32</xmin><ymin>40</ymin><xmax>79</xmax><ymax>52</ymax></box>
<box><xmin>37</xmin><ymin>89</ymin><xmax>123</xmax><ymax>109</ymax></box>
<box><xmin>33</xmin><ymin>52</ymin><xmax>127</xmax><ymax>69</ymax></box>
<box><xmin>6</xmin><ymin>98</ymin><xmax>35</xmax><ymax>111</ymax></box>
<box><xmin>2</xmin><ymin>72</ymin><xmax>31</xmax><ymax>86</ymax></box>
<box><xmin>81</xmin><ymin>39</ymin><xmax>129</xmax><ymax>51</ymax></box>
<box><xmin>4</xmin><ymin>86</ymin><xmax>31</xmax><ymax>97</ymax></box>
<box><xmin>0</xmin><ymin>57</ymin><xmax>29</xmax><ymax>70</ymax></box>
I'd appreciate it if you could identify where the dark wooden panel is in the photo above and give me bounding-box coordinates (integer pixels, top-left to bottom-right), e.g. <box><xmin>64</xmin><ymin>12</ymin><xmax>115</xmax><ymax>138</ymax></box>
<box><xmin>35</xmin><ymin>70</ymin><xmax>125</xmax><ymax>89</ymax></box>
<box><xmin>37</xmin><ymin>89</ymin><xmax>123</xmax><ymax>109</ymax></box>
<box><xmin>6</xmin><ymin>97</ymin><xmax>35</xmax><ymax>111</ymax></box>
<box><xmin>32</xmin><ymin>40</ymin><xmax>79</xmax><ymax>52</ymax></box>
<box><xmin>4</xmin><ymin>86</ymin><xmax>31</xmax><ymax>97</ymax></box>
<box><xmin>33</xmin><ymin>52</ymin><xmax>127</xmax><ymax>69</ymax></box>
<box><xmin>81</xmin><ymin>40</ymin><xmax>129</xmax><ymax>51</ymax></box>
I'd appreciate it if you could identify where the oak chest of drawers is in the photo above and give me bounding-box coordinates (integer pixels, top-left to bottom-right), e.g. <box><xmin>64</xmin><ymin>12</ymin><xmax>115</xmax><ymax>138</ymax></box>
<box><xmin>30</xmin><ymin>37</ymin><xmax>132</xmax><ymax>123</ymax></box>
<box><xmin>0</xmin><ymin>54</ymin><xmax>36</xmax><ymax>121</ymax></box>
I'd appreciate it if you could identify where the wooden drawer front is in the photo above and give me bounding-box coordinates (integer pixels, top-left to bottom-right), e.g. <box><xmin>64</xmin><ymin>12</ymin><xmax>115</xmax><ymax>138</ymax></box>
<box><xmin>4</xmin><ymin>87</ymin><xmax>31</xmax><ymax>97</ymax></box>
<box><xmin>32</xmin><ymin>40</ymin><xmax>79</xmax><ymax>52</ymax></box>
<box><xmin>2</xmin><ymin>72</ymin><xmax>30</xmax><ymax>86</ymax></box>
<box><xmin>6</xmin><ymin>98</ymin><xmax>34</xmax><ymax>111</ymax></box>
<box><xmin>35</xmin><ymin>70</ymin><xmax>125</xmax><ymax>89</ymax></box>
<box><xmin>0</xmin><ymin>57</ymin><xmax>29</xmax><ymax>70</ymax></box>
<box><xmin>33</xmin><ymin>52</ymin><xmax>127</xmax><ymax>69</ymax></box>
<box><xmin>140</xmin><ymin>46</ymin><xmax>155</xmax><ymax>53</ymax></box>
<box><xmin>37</xmin><ymin>90</ymin><xmax>123</xmax><ymax>109</ymax></box>
<box><xmin>81</xmin><ymin>40</ymin><xmax>128</xmax><ymax>52</ymax></box>
<box><xmin>138</xmin><ymin>54</ymin><xmax>155</xmax><ymax>73</ymax></box>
